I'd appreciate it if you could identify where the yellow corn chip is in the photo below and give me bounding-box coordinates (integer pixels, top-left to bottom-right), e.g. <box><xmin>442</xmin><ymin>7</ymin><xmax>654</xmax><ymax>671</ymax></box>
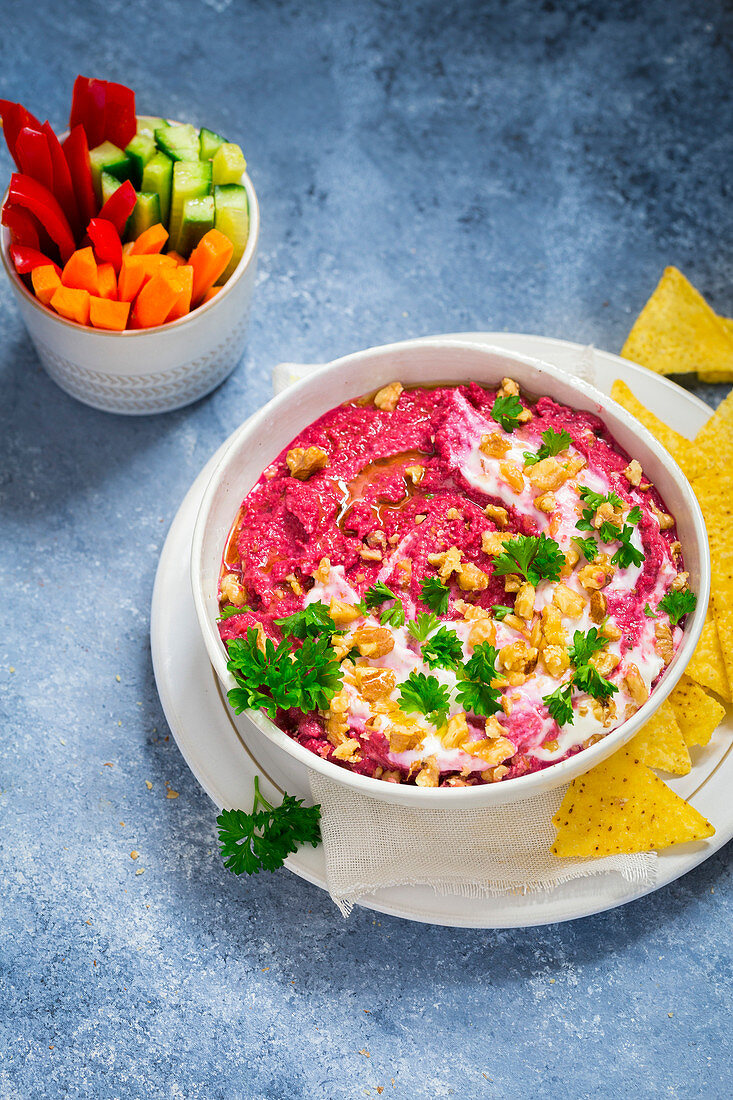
<box><xmin>625</xmin><ymin>700</ymin><xmax>690</xmax><ymax>775</ymax></box>
<box><xmin>693</xmin><ymin>468</ymin><xmax>733</xmax><ymax>685</ymax></box>
<box><xmin>684</xmin><ymin>606</ymin><xmax>731</xmax><ymax>701</ymax></box>
<box><xmin>610</xmin><ymin>378</ymin><xmax>692</xmax><ymax>471</ymax></box>
<box><xmin>621</xmin><ymin>266</ymin><xmax>733</xmax><ymax>376</ymax></box>
<box><xmin>551</xmin><ymin>749</ymin><xmax>714</xmax><ymax>857</ymax></box>
<box><xmin>668</xmin><ymin>674</ymin><xmax>726</xmax><ymax>747</ymax></box>
<box><xmin>686</xmin><ymin>390</ymin><xmax>733</xmax><ymax>480</ymax></box>
<box><xmin>700</xmin><ymin>318</ymin><xmax>733</xmax><ymax>382</ymax></box>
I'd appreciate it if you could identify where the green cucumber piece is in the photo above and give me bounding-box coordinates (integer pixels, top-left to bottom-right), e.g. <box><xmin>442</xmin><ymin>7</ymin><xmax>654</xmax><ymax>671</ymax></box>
<box><xmin>211</xmin><ymin>142</ymin><xmax>247</xmax><ymax>185</ymax></box>
<box><xmin>90</xmin><ymin>141</ymin><xmax>132</xmax><ymax>203</ymax></box>
<box><xmin>127</xmin><ymin>192</ymin><xmax>162</xmax><ymax>242</ymax></box>
<box><xmin>141</xmin><ymin>152</ymin><xmax>174</xmax><ymax>226</ymax></box>
<box><xmin>169</xmin><ymin>161</ymin><xmax>212</xmax><ymax>252</ymax></box>
<box><xmin>214</xmin><ymin>184</ymin><xmax>250</xmax><ymax>281</ymax></box>
<box><xmin>155</xmin><ymin>123</ymin><xmax>200</xmax><ymax>163</ymax></box>
<box><xmin>137</xmin><ymin>116</ymin><xmax>168</xmax><ymax>139</ymax></box>
<box><xmin>177</xmin><ymin>195</ymin><xmax>215</xmax><ymax>256</ymax></box>
<box><xmin>100</xmin><ymin>171</ymin><xmax>122</xmax><ymax>205</ymax></box>
<box><xmin>199</xmin><ymin>127</ymin><xmax>227</xmax><ymax>161</ymax></box>
<box><xmin>125</xmin><ymin>134</ymin><xmax>156</xmax><ymax>189</ymax></box>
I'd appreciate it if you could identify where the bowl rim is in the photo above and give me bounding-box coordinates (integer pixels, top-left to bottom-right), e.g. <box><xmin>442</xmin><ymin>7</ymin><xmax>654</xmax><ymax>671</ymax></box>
<box><xmin>190</xmin><ymin>336</ymin><xmax>710</xmax><ymax>806</ymax></box>
<box><xmin>0</xmin><ymin>168</ymin><xmax>259</xmax><ymax>337</ymax></box>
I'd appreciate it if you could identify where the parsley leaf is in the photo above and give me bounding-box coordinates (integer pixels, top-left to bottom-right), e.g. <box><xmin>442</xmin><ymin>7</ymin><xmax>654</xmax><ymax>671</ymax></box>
<box><xmin>398</xmin><ymin>672</ymin><xmax>451</xmax><ymax>726</ymax></box>
<box><xmin>360</xmin><ymin>581</ymin><xmax>405</xmax><ymax>627</ymax></box>
<box><xmin>611</xmin><ymin>528</ymin><xmax>645</xmax><ymax>570</ymax></box>
<box><xmin>275</xmin><ymin>602</ymin><xmax>338</xmax><ymax>639</ymax></box>
<box><xmin>573</xmin><ymin>663</ymin><xmax>618</xmax><ymax>702</ymax></box>
<box><xmin>218</xmin><ymin>603</ymin><xmax>251</xmax><ymax>620</ymax></box>
<box><xmin>523</xmin><ymin>428</ymin><xmax>572</xmax><ymax>466</ymax></box>
<box><xmin>463</xmin><ymin>641</ymin><xmax>499</xmax><ymax>684</ymax></box>
<box><xmin>492</xmin><ymin>533</ymin><xmax>564</xmax><ymax>585</ymax></box>
<box><xmin>543</xmin><ymin>682</ymin><xmax>574</xmax><ymax>727</ymax></box>
<box><xmin>568</xmin><ymin>627</ymin><xmax>607</xmax><ymax>667</ymax></box>
<box><xmin>420</xmin><ymin>575</ymin><xmax>450</xmax><ymax>615</ymax></box>
<box><xmin>643</xmin><ymin>603</ymin><xmax>657</xmax><ymax>618</ymax></box>
<box><xmin>217</xmin><ymin>776</ymin><xmax>321</xmax><ymax>876</ymax></box>
<box><xmin>363</xmin><ymin>581</ymin><xmax>398</xmax><ymax>608</ymax></box>
<box><xmin>421</xmin><ymin>627</ymin><xmax>464</xmax><ymax>670</ymax></box>
<box><xmin>226</xmin><ymin>629</ymin><xmax>342</xmax><ymax>719</ymax></box>
<box><xmin>380</xmin><ymin>601</ymin><xmax>406</xmax><ymax>628</ymax></box>
<box><xmin>658</xmin><ymin>589</ymin><xmax>697</xmax><ymax>626</ymax></box>
<box><xmin>627</xmin><ymin>506</ymin><xmax>643</xmax><ymax>524</ymax></box>
<box><xmin>491</xmin><ymin>605</ymin><xmax>513</xmax><ymax>620</ymax></box>
<box><xmin>571</xmin><ymin>535</ymin><xmax>598</xmax><ymax>562</ymax></box>
<box><xmin>408</xmin><ymin>611</ymin><xmax>441</xmax><ymax>641</ymax></box>
<box><xmin>456</xmin><ymin>642</ymin><xmax>502</xmax><ymax>717</ymax></box>
<box><xmin>492</xmin><ymin>394</ymin><xmax>524</xmax><ymax>432</ymax></box>
<box><xmin>576</xmin><ymin>487</ymin><xmax>624</xmax><ymax>533</ymax></box>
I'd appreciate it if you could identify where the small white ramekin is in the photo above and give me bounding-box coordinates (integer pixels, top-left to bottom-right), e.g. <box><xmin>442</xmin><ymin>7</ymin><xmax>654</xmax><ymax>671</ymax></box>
<box><xmin>1</xmin><ymin>172</ymin><xmax>259</xmax><ymax>415</ymax></box>
<box><xmin>191</xmin><ymin>338</ymin><xmax>709</xmax><ymax>808</ymax></box>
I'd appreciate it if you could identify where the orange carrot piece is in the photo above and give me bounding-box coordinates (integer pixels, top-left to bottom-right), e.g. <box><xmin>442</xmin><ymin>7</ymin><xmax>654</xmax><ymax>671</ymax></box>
<box><xmin>89</xmin><ymin>296</ymin><xmax>130</xmax><ymax>331</ymax></box>
<box><xmin>130</xmin><ymin>223</ymin><xmax>169</xmax><ymax>255</ymax></box>
<box><xmin>96</xmin><ymin>262</ymin><xmax>117</xmax><ymax>300</ymax></box>
<box><xmin>166</xmin><ymin>250</ymin><xmax>186</xmax><ymax>265</ymax></box>
<box><xmin>131</xmin><ymin>269</ymin><xmax>180</xmax><ymax>328</ymax></box>
<box><xmin>61</xmin><ymin>246</ymin><xmax>98</xmax><ymax>294</ymax></box>
<box><xmin>117</xmin><ymin>257</ymin><xmax>147</xmax><ymax>302</ymax></box>
<box><xmin>166</xmin><ymin>265</ymin><xmax>194</xmax><ymax>321</ymax></box>
<box><xmin>189</xmin><ymin>229</ymin><xmax>233</xmax><ymax>307</ymax></box>
<box><xmin>31</xmin><ymin>264</ymin><xmax>62</xmax><ymax>306</ymax></box>
<box><xmin>201</xmin><ymin>285</ymin><xmax>221</xmax><ymax>305</ymax></box>
<box><xmin>50</xmin><ymin>285</ymin><xmax>90</xmax><ymax>325</ymax></box>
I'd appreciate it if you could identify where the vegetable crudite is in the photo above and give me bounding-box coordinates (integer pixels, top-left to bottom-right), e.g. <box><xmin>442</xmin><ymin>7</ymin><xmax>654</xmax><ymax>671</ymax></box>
<box><xmin>216</xmin><ymin>376</ymin><xmax>697</xmax><ymax>791</ymax></box>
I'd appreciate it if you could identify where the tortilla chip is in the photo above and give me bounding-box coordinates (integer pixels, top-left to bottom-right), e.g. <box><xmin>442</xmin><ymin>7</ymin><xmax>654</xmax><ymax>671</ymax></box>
<box><xmin>700</xmin><ymin>318</ymin><xmax>733</xmax><ymax>382</ymax></box>
<box><xmin>625</xmin><ymin>700</ymin><xmax>690</xmax><ymax>775</ymax></box>
<box><xmin>686</xmin><ymin>390</ymin><xmax>733</xmax><ymax>480</ymax></box>
<box><xmin>551</xmin><ymin>748</ymin><xmax>714</xmax><ymax>857</ymax></box>
<box><xmin>693</xmin><ymin>467</ymin><xmax>733</xmax><ymax>685</ymax></box>
<box><xmin>610</xmin><ymin>379</ymin><xmax>692</xmax><ymax>471</ymax></box>
<box><xmin>668</xmin><ymin>674</ymin><xmax>726</xmax><ymax>748</ymax></box>
<box><xmin>685</xmin><ymin>606</ymin><xmax>731</xmax><ymax>701</ymax></box>
<box><xmin>621</xmin><ymin>267</ymin><xmax>733</xmax><ymax>376</ymax></box>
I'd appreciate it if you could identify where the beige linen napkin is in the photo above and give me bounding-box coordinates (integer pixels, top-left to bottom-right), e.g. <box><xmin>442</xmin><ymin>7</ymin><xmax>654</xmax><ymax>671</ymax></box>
<box><xmin>274</xmin><ymin>346</ymin><xmax>657</xmax><ymax>917</ymax></box>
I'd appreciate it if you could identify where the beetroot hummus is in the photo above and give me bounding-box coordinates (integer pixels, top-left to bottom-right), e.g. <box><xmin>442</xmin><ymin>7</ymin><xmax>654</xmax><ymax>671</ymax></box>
<box><xmin>218</xmin><ymin>377</ymin><xmax>693</xmax><ymax>788</ymax></box>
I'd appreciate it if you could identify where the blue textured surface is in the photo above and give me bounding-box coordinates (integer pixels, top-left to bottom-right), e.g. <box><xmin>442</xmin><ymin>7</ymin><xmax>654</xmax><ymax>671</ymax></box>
<box><xmin>1</xmin><ymin>2</ymin><xmax>732</xmax><ymax>1097</ymax></box>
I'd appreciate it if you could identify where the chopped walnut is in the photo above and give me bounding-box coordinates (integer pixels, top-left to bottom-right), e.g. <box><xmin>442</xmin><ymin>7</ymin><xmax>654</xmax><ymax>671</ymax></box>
<box><xmin>497</xmin><ymin>377</ymin><xmax>519</xmax><ymax>398</ymax></box>
<box><xmin>415</xmin><ymin>755</ymin><xmax>440</xmax><ymax>787</ymax></box>
<box><xmin>543</xmin><ymin>645</ymin><xmax>570</xmax><ymax>678</ymax></box>
<box><xmin>482</xmin><ymin>764</ymin><xmax>510</xmax><ymax>782</ymax></box>
<box><xmin>650</xmin><ymin>500</ymin><xmax>674</xmax><ymax>530</ymax></box>
<box><xmin>366</xmin><ymin>530</ymin><xmax>387</xmax><ymax>550</ymax></box>
<box><xmin>670</xmin><ymin>541</ymin><xmax>682</xmax><ymax>564</ymax></box>
<box><xmin>590</xmin><ymin>697</ymin><xmax>618</xmax><ymax>728</ymax></box>
<box><xmin>499</xmin><ymin>640</ymin><xmax>538</xmax><ymax>675</ymax></box>
<box><xmin>484</xmin><ymin>503</ymin><xmax>509</xmax><ymax>528</ymax></box>
<box><xmin>654</xmin><ymin>621</ymin><xmax>674</xmax><ymax>666</ymax></box>
<box><xmin>445</xmin><ymin>507</ymin><xmax>460</xmax><ymax>520</ymax></box>
<box><xmin>333</xmin><ymin>637</ymin><xmax>354</xmax><ymax>661</ymax></box>
<box><xmin>589</xmin><ymin>590</ymin><xmax>607</xmax><ymax>623</ymax></box>
<box><xmin>671</xmin><ymin>571</ymin><xmax>690</xmax><ymax>592</ymax></box>
<box><xmin>590</xmin><ymin>649</ymin><xmax>621</xmax><ymax>677</ymax></box>
<box><xmin>427</xmin><ymin>546</ymin><xmax>463</xmax><ymax>580</ymax></box>
<box><xmin>534</xmin><ymin>491</ymin><xmax>556</xmax><ymax>513</ymax></box>
<box><xmin>526</xmin><ymin>457</ymin><xmax>568</xmax><ymax>492</ymax></box>
<box><xmin>415</xmin><ymin>515</ymin><xmax>426</xmax><ymax>524</ymax></box>
<box><xmin>560</xmin><ymin>547</ymin><xmax>580</xmax><ymax>578</ymax></box>
<box><xmin>484</xmin><ymin>715</ymin><xmax>505</xmax><ymax>740</ymax></box>
<box><xmin>286</xmin><ymin>446</ymin><xmax>329</xmax><ymax>480</ymax></box>
<box><xmin>387</xmin><ymin>727</ymin><xmax>422</xmax><ymax>753</ymax></box>
<box><xmin>564</xmin><ymin>455</ymin><xmax>586</xmax><ymax>476</ymax></box>
<box><xmin>503</xmin><ymin>613</ymin><xmax>531</xmax><ymax>639</ymax></box>
<box><xmin>624</xmin><ymin>459</ymin><xmax>643</xmax><ymax>486</ymax></box>
<box><xmin>577</xmin><ymin>556</ymin><xmax>615</xmax><ymax>590</ymax></box>
<box><xmin>514</xmin><ymin>582</ymin><xmax>535</xmax><ymax>621</ymax></box>
<box><xmin>503</xmin><ymin>573</ymin><xmax>522</xmax><ymax>593</ymax></box>
<box><xmin>601</xmin><ymin>620</ymin><xmax>622</xmax><ymax>641</ymax></box>
<box><xmin>468</xmin><ymin>617</ymin><xmax>496</xmax><ymax>648</ymax></box>
<box><xmin>592</xmin><ymin>501</ymin><xmax>624</xmax><ymax>531</ymax></box>
<box><xmin>499</xmin><ymin>460</ymin><xmax>525</xmax><ymax>493</ymax></box>
<box><xmin>220</xmin><ymin>573</ymin><xmax>246</xmax><ymax>606</ymax></box>
<box><xmin>352</xmin><ymin>623</ymin><xmax>395</xmax><ymax>658</ymax></box>
<box><xmin>480</xmin><ymin>432</ymin><xmax>511</xmax><ymax>458</ymax></box>
<box><xmin>332</xmin><ymin>738</ymin><xmax>362</xmax><ymax>762</ymax></box>
<box><xmin>481</xmin><ymin>530</ymin><xmax>512</xmax><ymax>555</ymax></box>
<box><xmin>405</xmin><ymin>464</ymin><xmax>425</xmax><ymax>485</ymax></box>
<box><xmin>354</xmin><ymin>666</ymin><xmax>397</xmax><ymax>702</ymax></box>
<box><xmin>374</xmin><ymin>381</ymin><xmax>403</xmax><ymax>411</ymax></box>
<box><xmin>394</xmin><ymin>559</ymin><xmax>412</xmax><ymax>588</ymax></box>
<box><xmin>458</xmin><ymin>562</ymin><xmax>489</xmax><ymax>592</ymax></box>
<box><xmin>442</xmin><ymin>712</ymin><xmax>469</xmax><ymax>749</ymax></box>
<box><xmin>529</xmin><ymin>618</ymin><xmax>543</xmax><ymax>648</ymax></box>
<box><xmin>329</xmin><ymin>598</ymin><xmax>361</xmax><ymax>626</ymax></box>
<box><xmin>624</xmin><ymin>663</ymin><xmax>649</xmax><ymax>704</ymax></box>
<box><xmin>454</xmin><ymin>600</ymin><xmax>490</xmax><ymax>621</ymax></box>
<box><xmin>285</xmin><ymin>573</ymin><xmax>304</xmax><ymax>597</ymax></box>
<box><xmin>540</xmin><ymin>604</ymin><xmax>566</xmax><ymax>646</ymax></box>
<box><xmin>325</xmin><ymin>690</ymin><xmax>350</xmax><ymax>743</ymax></box>
<box><xmin>474</xmin><ymin>735</ymin><xmax>516</xmax><ymax>767</ymax></box>
<box><xmin>553</xmin><ymin>584</ymin><xmax>585</xmax><ymax>618</ymax></box>
<box><xmin>313</xmin><ymin>557</ymin><xmax>331</xmax><ymax>583</ymax></box>
<box><xmin>359</xmin><ymin>547</ymin><xmax>383</xmax><ymax>562</ymax></box>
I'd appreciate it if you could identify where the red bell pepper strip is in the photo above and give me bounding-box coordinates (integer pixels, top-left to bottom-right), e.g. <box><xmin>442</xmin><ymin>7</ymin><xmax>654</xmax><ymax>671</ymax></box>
<box><xmin>0</xmin><ymin>100</ymin><xmax>43</xmax><ymax>168</ymax></box>
<box><xmin>68</xmin><ymin>76</ymin><xmax>107</xmax><ymax>150</ymax></box>
<box><xmin>62</xmin><ymin>125</ymin><xmax>97</xmax><ymax>226</ymax></box>
<box><xmin>97</xmin><ymin>179</ymin><xmax>136</xmax><ymax>237</ymax></box>
<box><xmin>6</xmin><ymin>174</ymin><xmax>76</xmax><ymax>264</ymax></box>
<box><xmin>41</xmin><ymin>121</ymin><xmax>80</xmax><ymax>239</ymax></box>
<box><xmin>14</xmin><ymin>127</ymin><xmax>54</xmax><ymax>192</ymax></box>
<box><xmin>9</xmin><ymin>244</ymin><xmax>61</xmax><ymax>277</ymax></box>
<box><xmin>1</xmin><ymin>204</ymin><xmax>41</xmax><ymax>249</ymax></box>
<box><xmin>86</xmin><ymin>217</ymin><xmax>123</xmax><ymax>272</ymax></box>
<box><xmin>103</xmin><ymin>81</ymin><xmax>136</xmax><ymax>150</ymax></box>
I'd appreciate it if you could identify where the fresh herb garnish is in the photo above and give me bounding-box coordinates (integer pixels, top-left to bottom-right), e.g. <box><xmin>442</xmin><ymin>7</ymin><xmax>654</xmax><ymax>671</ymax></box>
<box><xmin>380</xmin><ymin>601</ymin><xmax>406</xmax><ymax>628</ymax></box>
<box><xmin>643</xmin><ymin>603</ymin><xmax>657</xmax><ymax>618</ymax></box>
<box><xmin>543</xmin><ymin>683</ymin><xmax>574</xmax><ymax>727</ymax></box>
<box><xmin>398</xmin><ymin>672</ymin><xmax>451</xmax><ymax>727</ymax></box>
<box><xmin>408</xmin><ymin>611</ymin><xmax>441</xmax><ymax>641</ymax></box>
<box><xmin>360</xmin><ymin>581</ymin><xmax>405</xmax><ymax>627</ymax></box>
<box><xmin>455</xmin><ymin>642</ymin><xmax>503</xmax><ymax>717</ymax></box>
<box><xmin>610</xmin><ymin>528</ymin><xmax>645</xmax><ymax>570</ymax></box>
<box><xmin>217</xmin><ymin>776</ymin><xmax>321</xmax><ymax>875</ymax></box>
<box><xmin>575</xmin><ymin>488</ymin><xmax>645</xmax><ymax>569</ymax></box>
<box><xmin>363</xmin><ymin>581</ymin><xmax>398</xmax><ymax>608</ymax></box>
<box><xmin>566</xmin><ymin>627</ymin><xmax>619</xmax><ymax>703</ymax></box>
<box><xmin>421</xmin><ymin>627</ymin><xmax>464</xmax><ymax>671</ymax></box>
<box><xmin>573</xmin><ymin>663</ymin><xmax>618</xmax><ymax>702</ymax></box>
<box><xmin>275</xmin><ymin>602</ymin><xmax>339</xmax><ymax>639</ymax></box>
<box><xmin>523</xmin><ymin>428</ymin><xmax>572</xmax><ymax>466</ymax></box>
<box><xmin>576</xmin><ymin>487</ymin><xmax>625</xmax><ymax>533</ymax></box>
<box><xmin>218</xmin><ymin>603</ymin><xmax>251</xmax><ymax>620</ymax></box>
<box><xmin>226</xmin><ymin>629</ymin><xmax>343</xmax><ymax>719</ymax></box>
<box><xmin>420</xmin><ymin>575</ymin><xmax>450</xmax><ymax>615</ymax></box>
<box><xmin>571</xmin><ymin>535</ymin><xmax>599</xmax><ymax>563</ymax></box>
<box><xmin>568</xmin><ymin>627</ymin><xmax>607</xmax><ymax>667</ymax></box>
<box><xmin>491</xmin><ymin>605</ymin><xmax>513</xmax><ymax>620</ymax></box>
<box><xmin>492</xmin><ymin>394</ymin><xmax>524</xmax><ymax>433</ymax></box>
<box><xmin>492</xmin><ymin>534</ymin><xmax>564</xmax><ymax>586</ymax></box>
<box><xmin>658</xmin><ymin>589</ymin><xmax>697</xmax><ymax>626</ymax></box>
<box><xmin>628</xmin><ymin>506</ymin><xmax>643</xmax><ymax>524</ymax></box>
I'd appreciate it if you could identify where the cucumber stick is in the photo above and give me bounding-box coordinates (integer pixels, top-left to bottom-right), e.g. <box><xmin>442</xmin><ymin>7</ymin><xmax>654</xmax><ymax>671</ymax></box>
<box><xmin>141</xmin><ymin>152</ymin><xmax>173</xmax><ymax>225</ymax></box>
<box><xmin>155</xmin><ymin>123</ymin><xmax>200</xmax><ymax>163</ymax></box>
<box><xmin>212</xmin><ymin>142</ymin><xmax>247</xmax><ymax>185</ymax></box>
<box><xmin>199</xmin><ymin>127</ymin><xmax>227</xmax><ymax>161</ymax></box>
<box><xmin>100</xmin><ymin>171</ymin><xmax>122</xmax><ymax>205</ymax></box>
<box><xmin>90</xmin><ymin>141</ymin><xmax>132</xmax><ymax>203</ymax></box>
<box><xmin>127</xmin><ymin>192</ymin><xmax>162</xmax><ymax>242</ymax></box>
<box><xmin>214</xmin><ymin>184</ymin><xmax>249</xmax><ymax>281</ymax></box>
<box><xmin>137</xmin><ymin>116</ymin><xmax>168</xmax><ymax>139</ymax></box>
<box><xmin>169</xmin><ymin>161</ymin><xmax>212</xmax><ymax>252</ymax></box>
<box><xmin>125</xmin><ymin>134</ymin><xmax>156</xmax><ymax>188</ymax></box>
<box><xmin>177</xmin><ymin>196</ymin><xmax>215</xmax><ymax>255</ymax></box>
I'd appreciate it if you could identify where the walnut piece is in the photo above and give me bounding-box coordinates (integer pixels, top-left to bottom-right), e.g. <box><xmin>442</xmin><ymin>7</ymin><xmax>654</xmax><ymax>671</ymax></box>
<box><xmin>374</xmin><ymin>381</ymin><xmax>403</xmax><ymax>411</ymax></box>
<box><xmin>415</xmin><ymin>755</ymin><xmax>440</xmax><ymax>787</ymax></box>
<box><xmin>526</xmin><ymin>457</ymin><xmax>568</xmax><ymax>492</ymax></box>
<box><xmin>650</xmin><ymin>500</ymin><xmax>674</xmax><ymax>530</ymax></box>
<box><xmin>590</xmin><ymin>649</ymin><xmax>621</xmax><ymax>677</ymax></box>
<box><xmin>484</xmin><ymin>503</ymin><xmax>509</xmax><ymax>528</ymax></box>
<box><xmin>589</xmin><ymin>590</ymin><xmax>607</xmax><ymax>623</ymax></box>
<box><xmin>514</xmin><ymin>582</ymin><xmax>535</xmax><ymax>621</ymax></box>
<box><xmin>354</xmin><ymin>666</ymin><xmax>397</xmax><ymax>702</ymax></box>
<box><xmin>286</xmin><ymin>446</ymin><xmax>329</xmax><ymax>480</ymax></box>
<box><xmin>540</xmin><ymin>604</ymin><xmax>566</xmax><ymax>646</ymax></box>
<box><xmin>458</xmin><ymin>562</ymin><xmax>489</xmax><ymax>592</ymax></box>
<box><xmin>481</xmin><ymin>530</ymin><xmax>512</xmax><ymax>556</ymax></box>
<box><xmin>480</xmin><ymin>432</ymin><xmax>511</xmax><ymax>458</ymax></box>
<box><xmin>497</xmin><ymin>377</ymin><xmax>519</xmax><ymax>397</ymax></box>
<box><xmin>534</xmin><ymin>491</ymin><xmax>556</xmax><ymax>513</ymax></box>
<box><xmin>220</xmin><ymin>573</ymin><xmax>246</xmax><ymax>606</ymax></box>
<box><xmin>577</xmin><ymin>556</ymin><xmax>615</xmax><ymax>590</ymax></box>
<box><xmin>352</xmin><ymin>623</ymin><xmax>395</xmax><ymax>658</ymax></box>
<box><xmin>329</xmin><ymin>598</ymin><xmax>361</xmax><ymax>626</ymax></box>
<box><xmin>405</xmin><ymin>464</ymin><xmax>425</xmax><ymax>485</ymax></box>
<box><xmin>332</xmin><ymin>738</ymin><xmax>362</xmax><ymax>762</ymax></box>
<box><xmin>499</xmin><ymin>461</ymin><xmax>525</xmax><ymax>493</ymax></box>
<box><xmin>359</xmin><ymin>547</ymin><xmax>383</xmax><ymax>561</ymax></box>
<box><xmin>499</xmin><ymin>640</ymin><xmax>538</xmax><ymax>675</ymax></box>
<box><xmin>427</xmin><ymin>546</ymin><xmax>463</xmax><ymax>580</ymax></box>
<box><xmin>468</xmin><ymin>617</ymin><xmax>496</xmax><ymax>648</ymax></box>
<box><xmin>553</xmin><ymin>584</ymin><xmax>585</xmax><ymax>618</ymax></box>
<box><xmin>394</xmin><ymin>559</ymin><xmax>412</xmax><ymax>588</ymax></box>
<box><xmin>285</xmin><ymin>573</ymin><xmax>303</xmax><ymax>596</ymax></box>
<box><xmin>313</xmin><ymin>557</ymin><xmax>331</xmax><ymax>583</ymax></box>
<box><xmin>442</xmin><ymin>712</ymin><xmax>469</xmax><ymax>749</ymax></box>
<box><xmin>623</xmin><ymin>663</ymin><xmax>649</xmax><ymax>704</ymax></box>
<box><xmin>671</xmin><ymin>571</ymin><xmax>690</xmax><ymax>592</ymax></box>
<box><xmin>654</xmin><ymin>621</ymin><xmax>674</xmax><ymax>665</ymax></box>
<box><xmin>543</xmin><ymin>645</ymin><xmax>570</xmax><ymax>678</ymax></box>
<box><xmin>624</xmin><ymin>459</ymin><xmax>643</xmax><ymax>486</ymax></box>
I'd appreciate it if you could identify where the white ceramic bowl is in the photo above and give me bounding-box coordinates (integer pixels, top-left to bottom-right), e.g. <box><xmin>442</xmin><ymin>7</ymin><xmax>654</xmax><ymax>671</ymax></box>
<box><xmin>1</xmin><ymin>172</ymin><xmax>259</xmax><ymax>415</ymax></box>
<box><xmin>191</xmin><ymin>338</ymin><xmax>709</xmax><ymax>807</ymax></box>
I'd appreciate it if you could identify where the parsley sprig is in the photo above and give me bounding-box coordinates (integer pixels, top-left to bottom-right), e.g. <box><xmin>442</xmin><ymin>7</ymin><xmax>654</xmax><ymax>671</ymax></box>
<box><xmin>361</xmin><ymin>582</ymin><xmax>405</xmax><ymax>627</ymax></box>
<box><xmin>408</xmin><ymin>612</ymin><xmax>441</xmax><ymax>641</ymax></box>
<box><xmin>492</xmin><ymin>394</ymin><xmax>524</xmax><ymax>432</ymax></box>
<box><xmin>523</xmin><ymin>428</ymin><xmax>572</xmax><ymax>466</ymax></box>
<box><xmin>455</xmin><ymin>642</ymin><xmax>503</xmax><ymax>717</ymax></box>
<box><xmin>492</xmin><ymin>534</ymin><xmax>564</xmax><ymax>586</ymax></box>
<box><xmin>226</xmin><ymin>629</ymin><xmax>343</xmax><ymax>719</ymax></box>
<box><xmin>568</xmin><ymin>626</ymin><xmax>607</xmax><ymax>666</ymax></box>
<box><xmin>276</xmin><ymin>602</ymin><xmax>339</xmax><ymax>639</ymax></box>
<box><xmin>420</xmin><ymin>575</ymin><xmax>450</xmax><ymax>615</ymax></box>
<box><xmin>421</xmin><ymin>627</ymin><xmax>464</xmax><ymax>671</ymax></box>
<box><xmin>543</xmin><ymin>683</ymin><xmax>574</xmax><ymax>727</ymax></box>
<box><xmin>398</xmin><ymin>673</ymin><xmax>451</xmax><ymax>727</ymax></box>
<box><xmin>571</xmin><ymin>535</ymin><xmax>598</xmax><ymax>563</ymax></box>
<box><xmin>217</xmin><ymin>776</ymin><xmax>321</xmax><ymax>875</ymax></box>
<box><xmin>658</xmin><ymin>589</ymin><xmax>697</xmax><ymax>625</ymax></box>
<box><xmin>362</xmin><ymin>581</ymin><xmax>397</xmax><ymax>609</ymax></box>
<box><xmin>576</xmin><ymin>489</ymin><xmax>645</xmax><ymax>570</ymax></box>
<box><xmin>218</xmin><ymin>603</ymin><xmax>251</xmax><ymax>620</ymax></box>
<box><xmin>542</xmin><ymin>627</ymin><xmax>619</xmax><ymax>727</ymax></box>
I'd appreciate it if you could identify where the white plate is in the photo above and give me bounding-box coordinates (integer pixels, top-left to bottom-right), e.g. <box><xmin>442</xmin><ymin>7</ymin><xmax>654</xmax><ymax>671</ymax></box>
<box><xmin>151</xmin><ymin>333</ymin><xmax>732</xmax><ymax>927</ymax></box>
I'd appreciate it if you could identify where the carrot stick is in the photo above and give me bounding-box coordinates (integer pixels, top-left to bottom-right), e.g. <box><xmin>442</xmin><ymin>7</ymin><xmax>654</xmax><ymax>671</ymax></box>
<box><xmin>189</xmin><ymin>229</ymin><xmax>233</xmax><ymax>307</ymax></box>
<box><xmin>130</xmin><ymin>223</ymin><xmax>169</xmax><ymax>255</ymax></box>
<box><xmin>31</xmin><ymin>264</ymin><xmax>62</xmax><ymax>305</ymax></box>
<box><xmin>50</xmin><ymin>285</ymin><xmax>90</xmax><ymax>325</ymax></box>
<box><xmin>166</xmin><ymin>250</ymin><xmax>185</xmax><ymax>265</ymax></box>
<box><xmin>201</xmin><ymin>285</ymin><xmax>221</xmax><ymax>305</ymax></box>
<box><xmin>131</xmin><ymin>269</ymin><xmax>180</xmax><ymax>328</ymax></box>
<box><xmin>61</xmin><ymin>246</ymin><xmax>97</xmax><ymax>294</ymax></box>
<box><xmin>89</xmin><ymin>296</ymin><xmax>130</xmax><ymax>331</ymax></box>
<box><xmin>166</xmin><ymin>265</ymin><xmax>194</xmax><ymax>321</ymax></box>
<box><xmin>96</xmin><ymin>262</ymin><xmax>117</xmax><ymax>300</ymax></box>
